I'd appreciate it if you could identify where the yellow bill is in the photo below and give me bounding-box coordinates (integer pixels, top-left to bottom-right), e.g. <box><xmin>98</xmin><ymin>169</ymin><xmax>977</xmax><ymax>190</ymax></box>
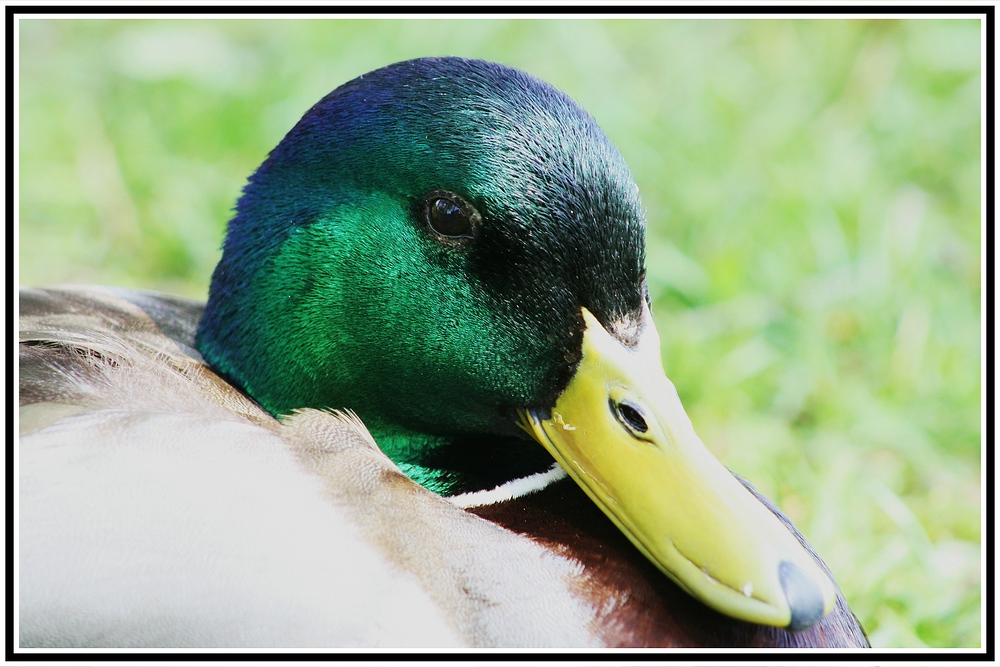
<box><xmin>521</xmin><ymin>307</ymin><xmax>836</xmax><ymax>630</ymax></box>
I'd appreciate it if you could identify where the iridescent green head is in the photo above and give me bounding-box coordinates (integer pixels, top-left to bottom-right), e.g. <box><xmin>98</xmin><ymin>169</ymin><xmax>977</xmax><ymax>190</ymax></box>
<box><xmin>196</xmin><ymin>57</ymin><xmax>646</xmax><ymax>484</ymax></box>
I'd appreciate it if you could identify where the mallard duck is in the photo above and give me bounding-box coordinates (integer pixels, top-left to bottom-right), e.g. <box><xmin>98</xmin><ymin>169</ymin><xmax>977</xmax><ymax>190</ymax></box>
<box><xmin>18</xmin><ymin>57</ymin><xmax>868</xmax><ymax>649</ymax></box>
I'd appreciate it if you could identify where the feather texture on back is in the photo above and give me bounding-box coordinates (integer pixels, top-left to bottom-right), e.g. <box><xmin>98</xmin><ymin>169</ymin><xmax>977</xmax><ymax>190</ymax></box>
<box><xmin>19</xmin><ymin>287</ymin><xmax>606</xmax><ymax>647</ymax></box>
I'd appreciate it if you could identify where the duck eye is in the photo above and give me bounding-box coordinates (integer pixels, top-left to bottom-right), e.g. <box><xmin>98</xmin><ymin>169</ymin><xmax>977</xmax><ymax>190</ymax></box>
<box><xmin>424</xmin><ymin>191</ymin><xmax>479</xmax><ymax>239</ymax></box>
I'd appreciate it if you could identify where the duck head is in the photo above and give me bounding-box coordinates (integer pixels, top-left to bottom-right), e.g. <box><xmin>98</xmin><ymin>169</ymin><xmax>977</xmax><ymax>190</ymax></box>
<box><xmin>196</xmin><ymin>57</ymin><xmax>835</xmax><ymax>631</ymax></box>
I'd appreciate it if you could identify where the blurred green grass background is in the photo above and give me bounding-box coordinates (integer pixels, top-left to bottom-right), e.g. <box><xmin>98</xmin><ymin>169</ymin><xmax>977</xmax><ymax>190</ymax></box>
<box><xmin>17</xmin><ymin>18</ymin><xmax>982</xmax><ymax>648</ymax></box>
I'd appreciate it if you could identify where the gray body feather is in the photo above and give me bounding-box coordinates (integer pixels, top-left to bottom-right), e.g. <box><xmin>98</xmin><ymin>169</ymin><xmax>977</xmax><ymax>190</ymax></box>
<box><xmin>18</xmin><ymin>287</ymin><xmax>596</xmax><ymax>648</ymax></box>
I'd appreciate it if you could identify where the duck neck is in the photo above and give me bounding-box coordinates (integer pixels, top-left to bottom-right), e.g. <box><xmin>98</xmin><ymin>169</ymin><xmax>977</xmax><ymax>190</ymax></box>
<box><xmin>364</xmin><ymin>419</ymin><xmax>557</xmax><ymax>497</ymax></box>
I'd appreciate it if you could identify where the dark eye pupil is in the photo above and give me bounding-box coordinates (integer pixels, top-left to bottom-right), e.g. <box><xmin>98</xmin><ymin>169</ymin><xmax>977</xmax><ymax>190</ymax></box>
<box><xmin>428</xmin><ymin>198</ymin><xmax>472</xmax><ymax>237</ymax></box>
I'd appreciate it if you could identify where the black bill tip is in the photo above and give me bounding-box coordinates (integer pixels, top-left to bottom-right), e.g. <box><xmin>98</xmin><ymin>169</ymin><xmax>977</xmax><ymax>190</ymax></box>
<box><xmin>780</xmin><ymin>560</ymin><xmax>826</xmax><ymax>632</ymax></box>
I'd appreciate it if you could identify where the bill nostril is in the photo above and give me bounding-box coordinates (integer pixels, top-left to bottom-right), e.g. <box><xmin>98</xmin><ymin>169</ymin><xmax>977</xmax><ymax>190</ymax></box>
<box><xmin>611</xmin><ymin>399</ymin><xmax>648</xmax><ymax>435</ymax></box>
